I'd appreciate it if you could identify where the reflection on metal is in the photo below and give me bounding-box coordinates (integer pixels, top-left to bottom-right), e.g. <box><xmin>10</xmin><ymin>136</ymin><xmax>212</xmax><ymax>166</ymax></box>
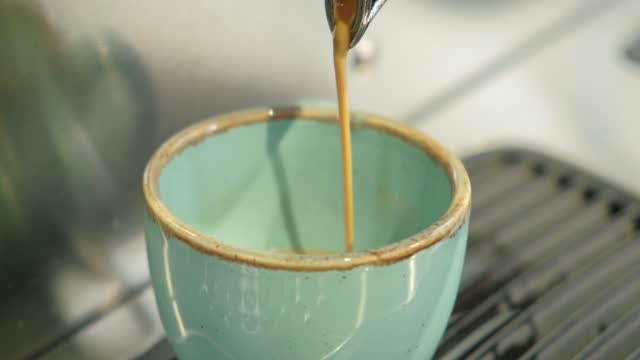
<box><xmin>350</xmin><ymin>38</ymin><xmax>379</xmax><ymax>76</ymax></box>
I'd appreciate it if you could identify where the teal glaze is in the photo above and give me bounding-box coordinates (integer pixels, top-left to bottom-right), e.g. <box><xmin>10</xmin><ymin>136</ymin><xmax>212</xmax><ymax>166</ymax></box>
<box><xmin>158</xmin><ymin>120</ymin><xmax>452</xmax><ymax>253</ymax></box>
<box><xmin>144</xmin><ymin>112</ymin><xmax>469</xmax><ymax>359</ymax></box>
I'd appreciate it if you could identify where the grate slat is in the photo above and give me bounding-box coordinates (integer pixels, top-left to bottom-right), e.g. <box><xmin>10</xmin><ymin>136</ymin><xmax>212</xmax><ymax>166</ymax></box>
<box><xmin>471</xmin><ymin>163</ymin><xmax>538</xmax><ymax>210</ymax></box>
<box><xmin>462</xmin><ymin>199</ymin><xmax>610</xmax><ymax>292</ymax></box>
<box><xmin>440</xmin><ymin>231</ymin><xmax>640</xmax><ymax>359</ymax></box>
<box><xmin>570</xmin><ymin>304</ymin><xmax>640</xmax><ymax>360</ymax></box>
<box><xmin>522</xmin><ymin>269</ymin><xmax>640</xmax><ymax>359</ymax></box>
<box><xmin>624</xmin><ymin>347</ymin><xmax>640</xmax><ymax>360</ymax></box>
<box><xmin>469</xmin><ymin>175</ymin><xmax>562</xmax><ymax>242</ymax></box>
<box><xmin>505</xmin><ymin>212</ymin><xmax>636</xmax><ymax>307</ymax></box>
<box><xmin>469</xmin><ymin>237</ymin><xmax>640</xmax><ymax>359</ymax></box>
<box><xmin>443</xmin><ymin>213</ymin><xmax>636</xmax><ymax>354</ymax></box>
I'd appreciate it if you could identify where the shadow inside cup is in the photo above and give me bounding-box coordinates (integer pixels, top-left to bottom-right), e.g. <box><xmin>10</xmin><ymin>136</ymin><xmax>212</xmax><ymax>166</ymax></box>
<box><xmin>156</xmin><ymin>111</ymin><xmax>453</xmax><ymax>255</ymax></box>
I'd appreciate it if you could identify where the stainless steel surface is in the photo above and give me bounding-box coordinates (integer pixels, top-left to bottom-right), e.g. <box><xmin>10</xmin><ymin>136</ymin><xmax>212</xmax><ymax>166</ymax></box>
<box><xmin>1</xmin><ymin>0</ymin><xmax>638</xmax><ymax>358</ymax></box>
<box><xmin>421</xmin><ymin>0</ymin><xmax>640</xmax><ymax>195</ymax></box>
<box><xmin>324</xmin><ymin>0</ymin><xmax>389</xmax><ymax>48</ymax></box>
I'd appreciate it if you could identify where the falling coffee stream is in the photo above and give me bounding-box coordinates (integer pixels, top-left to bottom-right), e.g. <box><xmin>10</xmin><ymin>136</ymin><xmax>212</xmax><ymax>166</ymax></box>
<box><xmin>333</xmin><ymin>0</ymin><xmax>358</xmax><ymax>252</ymax></box>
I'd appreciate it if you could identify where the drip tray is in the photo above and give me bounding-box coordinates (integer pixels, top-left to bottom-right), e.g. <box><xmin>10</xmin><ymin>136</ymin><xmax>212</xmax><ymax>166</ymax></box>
<box><xmin>139</xmin><ymin>147</ymin><xmax>640</xmax><ymax>360</ymax></box>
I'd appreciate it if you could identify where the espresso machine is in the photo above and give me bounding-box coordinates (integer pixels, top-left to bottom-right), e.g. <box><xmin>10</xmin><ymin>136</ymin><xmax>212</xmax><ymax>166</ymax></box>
<box><xmin>1</xmin><ymin>0</ymin><xmax>640</xmax><ymax>358</ymax></box>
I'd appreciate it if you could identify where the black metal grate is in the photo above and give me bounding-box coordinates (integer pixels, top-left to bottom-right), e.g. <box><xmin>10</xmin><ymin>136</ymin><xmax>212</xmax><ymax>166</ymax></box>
<box><xmin>139</xmin><ymin>147</ymin><xmax>640</xmax><ymax>360</ymax></box>
<box><xmin>438</xmin><ymin>147</ymin><xmax>640</xmax><ymax>360</ymax></box>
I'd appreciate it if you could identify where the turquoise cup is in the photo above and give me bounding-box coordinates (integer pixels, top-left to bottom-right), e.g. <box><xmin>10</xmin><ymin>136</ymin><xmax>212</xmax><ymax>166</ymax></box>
<box><xmin>143</xmin><ymin>106</ymin><xmax>471</xmax><ymax>359</ymax></box>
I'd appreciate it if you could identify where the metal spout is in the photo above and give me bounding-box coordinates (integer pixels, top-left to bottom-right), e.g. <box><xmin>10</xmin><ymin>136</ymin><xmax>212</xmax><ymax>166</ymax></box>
<box><xmin>325</xmin><ymin>0</ymin><xmax>388</xmax><ymax>48</ymax></box>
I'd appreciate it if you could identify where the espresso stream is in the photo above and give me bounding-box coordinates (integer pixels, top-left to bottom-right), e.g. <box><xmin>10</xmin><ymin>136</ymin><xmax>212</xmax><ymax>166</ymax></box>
<box><xmin>275</xmin><ymin>1</ymin><xmax>358</xmax><ymax>255</ymax></box>
<box><xmin>333</xmin><ymin>0</ymin><xmax>358</xmax><ymax>253</ymax></box>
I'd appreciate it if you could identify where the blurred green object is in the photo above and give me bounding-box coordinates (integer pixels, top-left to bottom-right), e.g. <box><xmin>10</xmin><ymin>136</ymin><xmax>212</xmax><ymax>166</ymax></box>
<box><xmin>0</xmin><ymin>0</ymin><xmax>71</xmax><ymax>278</ymax></box>
<box><xmin>0</xmin><ymin>0</ymin><xmax>155</xmax><ymax>284</ymax></box>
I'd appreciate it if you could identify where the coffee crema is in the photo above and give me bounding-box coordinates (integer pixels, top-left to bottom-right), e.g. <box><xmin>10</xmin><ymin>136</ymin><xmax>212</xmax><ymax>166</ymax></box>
<box><xmin>333</xmin><ymin>0</ymin><xmax>358</xmax><ymax>252</ymax></box>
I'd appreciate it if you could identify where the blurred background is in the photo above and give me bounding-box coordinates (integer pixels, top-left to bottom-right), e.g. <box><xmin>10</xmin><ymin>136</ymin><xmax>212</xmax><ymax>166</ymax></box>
<box><xmin>1</xmin><ymin>0</ymin><xmax>639</xmax><ymax>358</ymax></box>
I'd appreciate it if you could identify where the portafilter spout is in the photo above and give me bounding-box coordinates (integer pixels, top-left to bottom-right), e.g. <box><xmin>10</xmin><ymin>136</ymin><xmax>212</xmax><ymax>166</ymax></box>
<box><xmin>325</xmin><ymin>0</ymin><xmax>388</xmax><ymax>48</ymax></box>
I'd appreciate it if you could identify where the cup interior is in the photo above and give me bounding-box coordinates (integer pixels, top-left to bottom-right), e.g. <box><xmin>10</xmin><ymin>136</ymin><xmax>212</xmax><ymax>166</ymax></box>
<box><xmin>157</xmin><ymin>115</ymin><xmax>452</xmax><ymax>253</ymax></box>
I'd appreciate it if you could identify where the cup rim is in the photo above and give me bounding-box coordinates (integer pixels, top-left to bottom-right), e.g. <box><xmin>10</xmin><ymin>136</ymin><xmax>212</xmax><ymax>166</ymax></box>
<box><xmin>143</xmin><ymin>106</ymin><xmax>471</xmax><ymax>271</ymax></box>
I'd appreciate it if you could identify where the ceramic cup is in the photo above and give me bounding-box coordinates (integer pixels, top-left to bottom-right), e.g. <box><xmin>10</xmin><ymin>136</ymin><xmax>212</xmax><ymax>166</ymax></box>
<box><xmin>143</xmin><ymin>106</ymin><xmax>471</xmax><ymax>360</ymax></box>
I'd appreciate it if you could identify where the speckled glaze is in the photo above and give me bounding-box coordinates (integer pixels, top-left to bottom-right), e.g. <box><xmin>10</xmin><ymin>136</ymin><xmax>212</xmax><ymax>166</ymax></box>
<box><xmin>143</xmin><ymin>107</ymin><xmax>470</xmax><ymax>360</ymax></box>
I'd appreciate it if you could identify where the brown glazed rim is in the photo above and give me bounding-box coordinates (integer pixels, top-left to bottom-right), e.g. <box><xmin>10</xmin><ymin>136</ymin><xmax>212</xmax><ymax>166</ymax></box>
<box><xmin>143</xmin><ymin>107</ymin><xmax>471</xmax><ymax>271</ymax></box>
